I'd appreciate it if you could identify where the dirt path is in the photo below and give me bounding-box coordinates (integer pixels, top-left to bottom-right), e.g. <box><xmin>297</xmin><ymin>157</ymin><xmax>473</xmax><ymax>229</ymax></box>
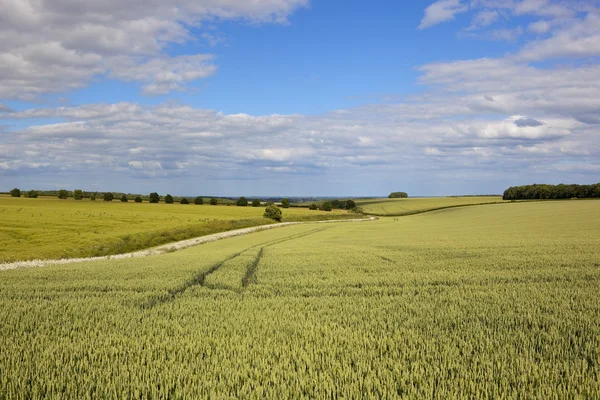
<box><xmin>0</xmin><ymin>217</ymin><xmax>376</xmax><ymax>272</ymax></box>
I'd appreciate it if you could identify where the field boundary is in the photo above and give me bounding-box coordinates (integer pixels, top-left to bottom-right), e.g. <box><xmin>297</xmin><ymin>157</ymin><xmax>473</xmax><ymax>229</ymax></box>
<box><xmin>0</xmin><ymin>217</ymin><xmax>376</xmax><ymax>272</ymax></box>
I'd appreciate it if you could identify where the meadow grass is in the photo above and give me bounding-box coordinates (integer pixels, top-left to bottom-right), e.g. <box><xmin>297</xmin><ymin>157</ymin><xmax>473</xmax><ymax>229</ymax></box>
<box><xmin>1</xmin><ymin>200</ymin><xmax>599</xmax><ymax>397</ymax></box>
<box><xmin>0</xmin><ymin>196</ymin><xmax>352</xmax><ymax>262</ymax></box>
<box><xmin>355</xmin><ymin>195</ymin><xmax>504</xmax><ymax>216</ymax></box>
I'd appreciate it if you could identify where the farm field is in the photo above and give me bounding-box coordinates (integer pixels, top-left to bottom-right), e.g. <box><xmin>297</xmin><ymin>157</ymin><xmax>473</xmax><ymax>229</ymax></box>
<box><xmin>0</xmin><ymin>196</ymin><xmax>352</xmax><ymax>263</ymax></box>
<box><xmin>1</xmin><ymin>200</ymin><xmax>599</xmax><ymax>398</ymax></box>
<box><xmin>356</xmin><ymin>195</ymin><xmax>504</xmax><ymax>215</ymax></box>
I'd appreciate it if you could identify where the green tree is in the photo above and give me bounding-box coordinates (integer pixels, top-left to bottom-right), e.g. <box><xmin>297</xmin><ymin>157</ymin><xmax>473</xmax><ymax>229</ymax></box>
<box><xmin>165</xmin><ymin>194</ymin><xmax>174</xmax><ymax>204</ymax></box>
<box><xmin>73</xmin><ymin>189</ymin><xmax>83</xmax><ymax>200</ymax></box>
<box><xmin>388</xmin><ymin>192</ymin><xmax>408</xmax><ymax>198</ymax></box>
<box><xmin>149</xmin><ymin>192</ymin><xmax>160</xmax><ymax>203</ymax></box>
<box><xmin>237</xmin><ymin>197</ymin><xmax>248</xmax><ymax>207</ymax></box>
<box><xmin>264</xmin><ymin>205</ymin><xmax>282</xmax><ymax>221</ymax></box>
<box><xmin>180</xmin><ymin>197</ymin><xmax>190</xmax><ymax>204</ymax></box>
<box><xmin>251</xmin><ymin>199</ymin><xmax>261</xmax><ymax>207</ymax></box>
<box><xmin>194</xmin><ymin>196</ymin><xmax>204</xmax><ymax>205</ymax></box>
<box><xmin>10</xmin><ymin>188</ymin><xmax>21</xmax><ymax>197</ymax></box>
<box><xmin>210</xmin><ymin>198</ymin><xmax>218</xmax><ymax>205</ymax></box>
<box><xmin>309</xmin><ymin>203</ymin><xmax>318</xmax><ymax>210</ymax></box>
<box><xmin>134</xmin><ymin>196</ymin><xmax>142</xmax><ymax>203</ymax></box>
<box><xmin>120</xmin><ymin>194</ymin><xmax>128</xmax><ymax>202</ymax></box>
<box><xmin>345</xmin><ymin>199</ymin><xmax>356</xmax><ymax>209</ymax></box>
<box><xmin>321</xmin><ymin>201</ymin><xmax>332</xmax><ymax>211</ymax></box>
<box><xmin>103</xmin><ymin>192</ymin><xmax>114</xmax><ymax>202</ymax></box>
<box><xmin>281</xmin><ymin>198</ymin><xmax>290</xmax><ymax>208</ymax></box>
<box><xmin>58</xmin><ymin>189</ymin><xmax>69</xmax><ymax>199</ymax></box>
<box><xmin>90</xmin><ymin>194</ymin><xmax>96</xmax><ymax>201</ymax></box>
<box><xmin>26</xmin><ymin>190</ymin><xmax>38</xmax><ymax>198</ymax></box>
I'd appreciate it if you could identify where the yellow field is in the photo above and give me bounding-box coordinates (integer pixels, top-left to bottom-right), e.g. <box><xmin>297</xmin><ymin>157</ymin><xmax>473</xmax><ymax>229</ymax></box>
<box><xmin>1</xmin><ymin>200</ymin><xmax>599</xmax><ymax>397</ymax></box>
<box><xmin>0</xmin><ymin>196</ymin><xmax>350</xmax><ymax>262</ymax></box>
<box><xmin>355</xmin><ymin>196</ymin><xmax>504</xmax><ymax>215</ymax></box>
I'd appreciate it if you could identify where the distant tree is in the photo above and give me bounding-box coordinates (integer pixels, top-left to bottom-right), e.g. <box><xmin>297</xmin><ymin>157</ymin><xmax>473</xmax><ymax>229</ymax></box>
<box><xmin>10</xmin><ymin>188</ymin><xmax>21</xmax><ymax>197</ymax></box>
<box><xmin>345</xmin><ymin>199</ymin><xmax>356</xmax><ymax>209</ymax></box>
<box><xmin>58</xmin><ymin>189</ymin><xmax>69</xmax><ymax>199</ymax></box>
<box><xmin>321</xmin><ymin>201</ymin><xmax>332</xmax><ymax>212</ymax></box>
<box><xmin>165</xmin><ymin>194</ymin><xmax>174</xmax><ymax>204</ymax></box>
<box><xmin>180</xmin><ymin>197</ymin><xmax>189</xmax><ymax>204</ymax></box>
<box><xmin>194</xmin><ymin>196</ymin><xmax>204</xmax><ymax>205</ymax></box>
<box><xmin>389</xmin><ymin>192</ymin><xmax>408</xmax><ymax>198</ymax></box>
<box><xmin>103</xmin><ymin>192</ymin><xmax>114</xmax><ymax>202</ymax></box>
<box><xmin>134</xmin><ymin>196</ymin><xmax>142</xmax><ymax>203</ymax></box>
<box><xmin>502</xmin><ymin>183</ymin><xmax>600</xmax><ymax>200</ymax></box>
<box><xmin>237</xmin><ymin>197</ymin><xmax>248</xmax><ymax>207</ymax></box>
<box><xmin>309</xmin><ymin>203</ymin><xmax>318</xmax><ymax>210</ymax></box>
<box><xmin>210</xmin><ymin>198</ymin><xmax>218</xmax><ymax>205</ymax></box>
<box><xmin>264</xmin><ymin>205</ymin><xmax>282</xmax><ymax>221</ymax></box>
<box><xmin>90</xmin><ymin>194</ymin><xmax>96</xmax><ymax>201</ymax></box>
<box><xmin>251</xmin><ymin>199</ymin><xmax>261</xmax><ymax>207</ymax></box>
<box><xmin>120</xmin><ymin>194</ymin><xmax>128</xmax><ymax>202</ymax></box>
<box><xmin>26</xmin><ymin>190</ymin><xmax>38</xmax><ymax>198</ymax></box>
<box><xmin>149</xmin><ymin>192</ymin><xmax>160</xmax><ymax>203</ymax></box>
<box><xmin>281</xmin><ymin>198</ymin><xmax>290</xmax><ymax>208</ymax></box>
<box><xmin>73</xmin><ymin>189</ymin><xmax>83</xmax><ymax>200</ymax></box>
<box><xmin>331</xmin><ymin>199</ymin><xmax>341</xmax><ymax>209</ymax></box>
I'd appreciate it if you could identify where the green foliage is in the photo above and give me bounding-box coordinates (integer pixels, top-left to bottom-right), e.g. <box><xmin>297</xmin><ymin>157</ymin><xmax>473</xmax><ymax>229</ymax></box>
<box><xmin>309</xmin><ymin>203</ymin><xmax>318</xmax><ymax>210</ymax></box>
<box><xmin>210</xmin><ymin>198</ymin><xmax>218</xmax><ymax>205</ymax></box>
<box><xmin>9</xmin><ymin>188</ymin><xmax>20</xmax><ymax>197</ymax></box>
<box><xmin>503</xmin><ymin>183</ymin><xmax>600</xmax><ymax>200</ymax></box>
<box><xmin>120</xmin><ymin>194</ymin><xmax>128</xmax><ymax>202</ymax></box>
<box><xmin>321</xmin><ymin>201</ymin><xmax>332</xmax><ymax>211</ymax></box>
<box><xmin>388</xmin><ymin>191</ymin><xmax>408</xmax><ymax>198</ymax></box>
<box><xmin>135</xmin><ymin>196</ymin><xmax>142</xmax><ymax>203</ymax></box>
<box><xmin>165</xmin><ymin>194</ymin><xmax>174</xmax><ymax>204</ymax></box>
<box><xmin>251</xmin><ymin>199</ymin><xmax>261</xmax><ymax>207</ymax></box>
<box><xmin>149</xmin><ymin>192</ymin><xmax>160</xmax><ymax>203</ymax></box>
<box><xmin>58</xmin><ymin>189</ymin><xmax>69</xmax><ymax>199</ymax></box>
<box><xmin>236</xmin><ymin>197</ymin><xmax>248</xmax><ymax>207</ymax></box>
<box><xmin>263</xmin><ymin>205</ymin><xmax>282</xmax><ymax>221</ymax></box>
<box><xmin>103</xmin><ymin>192</ymin><xmax>114</xmax><ymax>202</ymax></box>
<box><xmin>90</xmin><ymin>194</ymin><xmax>96</xmax><ymax>201</ymax></box>
<box><xmin>73</xmin><ymin>189</ymin><xmax>83</xmax><ymax>200</ymax></box>
<box><xmin>281</xmin><ymin>198</ymin><xmax>289</xmax><ymax>208</ymax></box>
<box><xmin>194</xmin><ymin>197</ymin><xmax>204</xmax><ymax>205</ymax></box>
<box><xmin>26</xmin><ymin>190</ymin><xmax>38</xmax><ymax>199</ymax></box>
<box><xmin>180</xmin><ymin>198</ymin><xmax>190</xmax><ymax>205</ymax></box>
<box><xmin>345</xmin><ymin>199</ymin><xmax>356</xmax><ymax>209</ymax></box>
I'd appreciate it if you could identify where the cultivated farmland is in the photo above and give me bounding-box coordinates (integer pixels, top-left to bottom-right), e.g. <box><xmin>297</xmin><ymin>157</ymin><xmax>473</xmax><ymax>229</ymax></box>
<box><xmin>1</xmin><ymin>200</ymin><xmax>599</xmax><ymax>398</ymax></box>
<box><xmin>0</xmin><ymin>196</ymin><xmax>351</xmax><ymax>262</ymax></box>
<box><xmin>355</xmin><ymin>195</ymin><xmax>503</xmax><ymax>216</ymax></box>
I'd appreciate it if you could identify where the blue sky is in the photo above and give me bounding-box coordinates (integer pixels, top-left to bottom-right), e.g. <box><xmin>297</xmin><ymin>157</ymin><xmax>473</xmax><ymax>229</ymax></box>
<box><xmin>1</xmin><ymin>0</ymin><xmax>599</xmax><ymax>196</ymax></box>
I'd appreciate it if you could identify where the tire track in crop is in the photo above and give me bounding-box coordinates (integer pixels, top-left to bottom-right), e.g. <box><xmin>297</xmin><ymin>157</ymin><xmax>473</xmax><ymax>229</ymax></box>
<box><xmin>142</xmin><ymin>226</ymin><xmax>332</xmax><ymax>308</ymax></box>
<box><xmin>241</xmin><ymin>248</ymin><xmax>263</xmax><ymax>288</ymax></box>
<box><xmin>239</xmin><ymin>226</ymin><xmax>333</xmax><ymax>289</ymax></box>
<box><xmin>140</xmin><ymin>250</ymin><xmax>246</xmax><ymax>309</ymax></box>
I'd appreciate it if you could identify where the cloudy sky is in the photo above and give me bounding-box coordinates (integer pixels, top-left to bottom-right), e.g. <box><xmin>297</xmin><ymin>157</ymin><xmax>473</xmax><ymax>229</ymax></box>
<box><xmin>1</xmin><ymin>0</ymin><xmax>599</xmax><ymax>196</ymax></box>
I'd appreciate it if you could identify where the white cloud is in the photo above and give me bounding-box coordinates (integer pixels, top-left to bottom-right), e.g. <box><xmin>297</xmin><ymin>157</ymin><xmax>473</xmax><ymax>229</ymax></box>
<box><xmin>0</xmin><ymin>0</ymin><xmax>308</xmax><ymax>100</ymax></box>
<box><xmin>519</xmin><ymin>12</ymin><xmax>600</xmax><ymax>60</ymax></box>
<box><xmin>419</xmin><ymin>0</ymin><xmax>469</xmax><ymax>30</ymax></box>
<box><xmin>528</xmin><ymin>20</ymin><xmax>552</xmax><ymax>34</ymax></box>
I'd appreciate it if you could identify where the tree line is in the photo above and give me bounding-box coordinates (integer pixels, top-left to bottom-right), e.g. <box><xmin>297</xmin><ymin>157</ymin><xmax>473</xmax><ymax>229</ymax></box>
<box><xmin>502</xmin><ymin>183</ymin><xmax>600</xmax><ymax>200</ymax></box>
<box><xmin>8</xmin><ymin>188</ymin><xmax>360</xmax><ymax>212</ymax></box>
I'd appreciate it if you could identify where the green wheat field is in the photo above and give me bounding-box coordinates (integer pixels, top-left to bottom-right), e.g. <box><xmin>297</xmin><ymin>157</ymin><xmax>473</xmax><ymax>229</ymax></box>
<box><xmin>1</xmin><ymin>199</ymin><xmax>599</xmax><ymax>398</ymax></box>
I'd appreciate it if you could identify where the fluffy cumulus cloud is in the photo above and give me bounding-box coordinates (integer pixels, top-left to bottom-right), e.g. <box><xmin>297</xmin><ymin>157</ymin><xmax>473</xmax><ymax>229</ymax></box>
<box><xmin>1</xmin><ymin>1</ymin><xmax>599</xmax><ymax>195</ymax></box>
<box><xmin>0</xmin><ymin>0</ymin><xmax>308</xmax><ymax>99</ymax></box>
